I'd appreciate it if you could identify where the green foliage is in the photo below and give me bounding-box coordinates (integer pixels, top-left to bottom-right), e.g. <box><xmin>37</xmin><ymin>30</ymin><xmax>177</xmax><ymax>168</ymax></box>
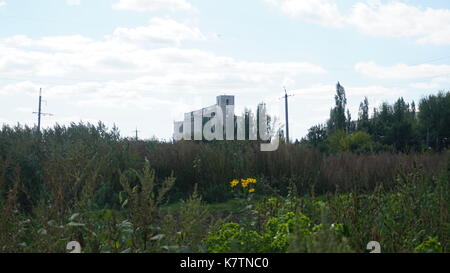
<box><xmin>327</xmin><ymin>130</ymin><xmax>373</xmax><ymax>153</ymax></box>
<box><xmin>159</xmin><ymin>187</ymin><xmax>212</xmax><ymax>253</ymax></box>
<box><xmin>119</xmin><ymin>160</ymin><xmax>175</xmax><ymax>251</ymax></box>
<box><xmin>418</xmin><ymin>91</ymin><xmax>450</xmax><ymax>151</ymax></box>
<box><xmin>262</xmin><ymin>212</ymin><xmax>311</xmax><ymax>252</ymax></box>
<box><xmin>306</xmin><ymin>87</ymin><xmax>450</xmax><ymax>153</ymax></box>
<box><xmin>327</xmin><ymin>130</ymin><xmax>347</xmax><ymax>153</ymax></box>
<box><xmin>358</xmin><ymin>96</ymin><xmax>370</xmax><ymax>132</ymax></box>
<box><xmin>306</xmin><ymin>124</ymin><xmax>328</xmax><ymax>152</ymax></box>
<box><xmin>0</xmin><ymin>121</ymin><xmax>448</xmax><ymax>253</ymax></box>
<box><xmin>208</xmin><ymin>161</ymin><xmax>449</xmax><ymax>253</ymax></box>
<box><xmin>328</xmin><ymin>82</ymin><xmax>348</xmax><ymax>133</ymax></box>
<box><xmin>342</xmin><ymin>131</ymin><xmax>374</xmax><ymax>153</ymax></box>
<box><xmin>206</xmin><ymin>222</ymin><xmax>261</xmax><ymax>253</ymax></box>
<box><xmin>206</xmin><ymin>198</ymin><xmax>354</xmax><ymax>253</ymax></box>
<box><xmin>415</xmin><ymin>237</ymin><xmax>443</xmax><ymax>253</ymax></box>
<box><xmin>206</xmin><ymin>197</ymin><xmax>314</xmax><ymax>253</ymax></box>
<box><xmin>288</xmin><ymin>223</ymin><xmax>353</xmax><ymax>253</ymax></box>
<box><xmin>328</xmin><ymin>164</ymin><xmax>449</xmax><ymax>252</ymax></box>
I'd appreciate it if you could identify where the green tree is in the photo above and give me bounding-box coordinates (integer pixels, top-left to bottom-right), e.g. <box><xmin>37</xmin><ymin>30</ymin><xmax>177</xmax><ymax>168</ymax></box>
<box><xmin>346</xmin><ymin>109</ymin><xmax>355</xmax><ymax>134</ymax></box>
<box><xmin>328</xmin><ymin>82</ymin><xmax>347</xmax><ymax>133</ymax></box>
<box><xmin>343</xmin><ymin>131</ymin><xmax>374</xmax><ymax>153</ymax></box>
<box><xmin>305</xmin><ymin>124</ymin><xmax>328</xmax><ymax>152</ymax></box>
<box><xmin>418</xmin><ymin>91</ymin><xmax>450</xmax><ymax>151</ymax></box>
<box><xmin>358</xmin><ymin>97</ymin><xmax>370</xmax><ymax>133</ymax></box>
<box><xmin>388</xmin><ymin>97</ymin><xmax>417</xmax><ymax>151</ymax></box>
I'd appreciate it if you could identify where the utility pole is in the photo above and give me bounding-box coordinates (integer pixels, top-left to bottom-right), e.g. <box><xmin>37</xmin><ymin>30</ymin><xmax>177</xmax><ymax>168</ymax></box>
<box><xmin>134</xmin><ymin>127</ymin><xmax>140</xmax><ymax>141</ymax></box>
<box><xmin>282</xmin><ymin>87</ymin><xmax>294</xmax><ymax>144</ymax></box>
<box><xmin>33</xmin><ymin>88</ymin><xmax>53</xmax><ymax>133</ymax></box>
<box><xmin>37</xmin><ymin>88</ymin><xmax>42</xmax><ymax>132</ymax></box>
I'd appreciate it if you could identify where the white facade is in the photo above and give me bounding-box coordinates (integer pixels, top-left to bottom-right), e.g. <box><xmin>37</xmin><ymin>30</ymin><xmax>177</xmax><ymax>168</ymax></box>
<box><xmin>173</xmin><ymin>95</ymin><xmax>235</xmax><ymax>140</ymax></box>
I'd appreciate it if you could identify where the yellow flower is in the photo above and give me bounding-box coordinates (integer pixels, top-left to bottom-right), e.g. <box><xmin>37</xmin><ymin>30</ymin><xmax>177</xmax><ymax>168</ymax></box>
<box><xmin>241</xmin><ymin>179</ymin><xmax>249</xmax><ymax>188</ymax></box>
<box><xmin>230</xmin><ymin>179</ymin><xmax>240</xmax><ymax>188</ymax></box>
<box><xmin>249</xmin><ymin>188</ymin><xmax>255</xmax><ymax>193</ymax></box>
<box><xmin>247</xmin><ymin>178</ymin><xmax>257</xmax><ymax>184</ymax></box>
<box><xmin>230</xmin><ymin>178</ymin><xmax>256</xmax><ymax>190</ymax></box>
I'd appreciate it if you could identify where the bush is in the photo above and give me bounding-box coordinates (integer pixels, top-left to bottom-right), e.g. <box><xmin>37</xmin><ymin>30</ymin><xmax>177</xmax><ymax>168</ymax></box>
<box><xmin>415</xmin><ymin>237</ymin><xmax>443</xmax><ymax>253</ymax></box>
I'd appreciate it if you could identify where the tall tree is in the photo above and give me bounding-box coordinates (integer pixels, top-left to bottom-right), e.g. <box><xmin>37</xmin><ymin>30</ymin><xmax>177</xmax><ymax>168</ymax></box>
<box><xmin>327</xmin><ymin>82</ymin><xmax>347</xmax><ymax>133</ymax></box>
<box><xmin>346</xmin><ymin>109</ymin><xmax>355</xmax><ymax>133</ymax></box>
<box><xmin>419</xmin><ymin>91</ymin><xmax>450</xmax><ymax>151</ymax></box>
<box><xmin>306</xmin><ymin>124</ymin><xmax>327</xmax><ymax>146</ymax></box>
<box><xmin>389</xmin><ymin>97</ymin><xmax>416</xmax><ymax>151</ymax></box>
<box><xmin>358</xmin><ymin>97</ymin><xmax>370</xmax><ymax>132</ymax></box>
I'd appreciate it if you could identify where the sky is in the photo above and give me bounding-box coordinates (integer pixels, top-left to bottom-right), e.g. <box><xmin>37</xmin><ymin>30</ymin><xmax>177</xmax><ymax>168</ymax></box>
<box><xmin>1</xmin><ymin>0</ymin><xmax>450</xmax><ymax>140</ymax></box>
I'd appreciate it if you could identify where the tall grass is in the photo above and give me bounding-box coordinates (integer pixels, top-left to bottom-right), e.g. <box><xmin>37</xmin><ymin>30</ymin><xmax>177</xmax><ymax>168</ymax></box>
<box><xmin>0</xmin><ymin>123</ymin><xmax>448</xmax><ymax>252</ymax></box>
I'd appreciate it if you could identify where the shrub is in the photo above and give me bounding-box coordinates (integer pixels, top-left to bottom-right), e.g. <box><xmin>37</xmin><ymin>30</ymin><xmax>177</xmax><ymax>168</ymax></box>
<box><xmin>119</xmin><ymin>160</ymin><xmax>176</xmax><ymax>251</ymax></box>
<box><xmin>415</xmin><ymin>237</ymin><xmax>443</xmax><ymax>253</ymax></box>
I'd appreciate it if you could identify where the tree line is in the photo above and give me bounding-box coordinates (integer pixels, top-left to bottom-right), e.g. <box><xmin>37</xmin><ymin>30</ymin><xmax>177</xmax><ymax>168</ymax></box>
<box><xmin>303</xmin><ymin>83</ymin><xmax>450</xmax><ymax>153</ymax></box>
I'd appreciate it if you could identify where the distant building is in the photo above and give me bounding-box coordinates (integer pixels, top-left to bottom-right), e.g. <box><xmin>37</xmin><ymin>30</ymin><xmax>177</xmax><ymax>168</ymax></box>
<box><xmin>174</xmin><ymin>95</ymin><xmax>235</xmax><ymax>140</ymax></box>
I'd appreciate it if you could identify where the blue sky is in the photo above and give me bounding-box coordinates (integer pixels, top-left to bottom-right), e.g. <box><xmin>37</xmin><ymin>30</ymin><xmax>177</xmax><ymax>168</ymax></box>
<box><xmin>1</xmin><ymin>0</ymin><xmax>450</xmax><ymax>140</ymax></box>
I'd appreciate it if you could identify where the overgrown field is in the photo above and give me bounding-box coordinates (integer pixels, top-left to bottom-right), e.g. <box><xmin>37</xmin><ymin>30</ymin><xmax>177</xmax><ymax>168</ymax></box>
<box><xmin>0</xmin><ymin>123</ymin><xmax>448</xmax><ymax>253</ymax></box>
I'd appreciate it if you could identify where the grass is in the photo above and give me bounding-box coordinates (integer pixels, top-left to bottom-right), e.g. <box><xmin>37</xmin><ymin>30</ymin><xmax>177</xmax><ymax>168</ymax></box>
<box><xmin>162</xmin><ymin>199</ymin><xmax>242</xmax><ymax>215</ymax></box>
<box><xmin>0</xmin><ymin>123</ymin><xmax>448</xmax><ymax>253</ymax></box>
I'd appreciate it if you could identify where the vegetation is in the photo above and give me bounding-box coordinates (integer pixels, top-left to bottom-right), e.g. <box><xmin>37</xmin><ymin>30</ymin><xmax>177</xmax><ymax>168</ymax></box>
<box><xmin>305</xmin><ymin>84</ymin><xmax>450</xmax><ymax>153</ymax></box>
<box><xmin>0</xmin><ymin>87</ymin><xmax>449</xmax><ymax>253</ymax></box>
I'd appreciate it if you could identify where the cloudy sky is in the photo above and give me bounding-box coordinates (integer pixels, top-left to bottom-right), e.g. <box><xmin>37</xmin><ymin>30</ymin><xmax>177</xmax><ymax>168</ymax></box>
<box><xmin>1</xmin><ymin>0</ymin><xmax>450</xmax><ymax>140</ymax></box>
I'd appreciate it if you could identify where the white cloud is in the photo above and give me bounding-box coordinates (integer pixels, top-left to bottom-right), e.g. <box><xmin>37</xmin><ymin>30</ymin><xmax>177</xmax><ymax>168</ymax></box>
<box><xmin>0</xmin><ymin>2</ymin><xmax>6</xmax><ymax>8</ymax></box>
<box><xmin>112</xmin><ymin>0</ymin><xmax>192</xmax><ymax>12</ymax></box>
<box><xmin>346</xmin><ymin>85</ymin><xmax>405</xmax><ymax>96</ymax></box>
<box><xmin>264</xmin><ymin>0</ymin><xmax>344</xmax><ymax>28</ymax></box>
<box><xmin>0</xmin><ymin>18</ymin><xmax>326</xmax><ymax>122</ymax></box>
<box><xmin>2</xmin><ymin>18</ymin><xmax>204</xmax><ymax>51</ymax></box>
<box><xmin>110</xmin><ymin>18</ymin><xmax>206</xmax><ymax>45</ymax></box>
<box><xmin>410</xmin><ymin>76</ymin><xmax>450</xmax><ymax>89</ymax></box>
<box><xmin>0</xmin><ymin>18</ymin><xmax>211</xmax><ymax>79</ymax></box>
<box><xmin>264</xmin><ymin>1</ymin><xmax>450</xmax><ymax>45</ymax></box>
<box><xmin>1</xmin><ymin>34</ymin><xmax>95</xmax><ymax>52</ymax></box>
<box><xmin>66</xmin><ymin>0</ymin><xmax>80</xmax><ymax>6</ymax></box>
<box><xmin>349</xmin><ymin>2</ymin><xmax>450</xmax><ymax>45</ymax></box>
<box><xmin>409</xmin><ymin>82</ymin><xmax>440</xmax><ymax>89</ymax></box>
<box><xmin>0</xmin><ymin>19</ymin><xmax>204</xmax><ymax>66</ymax></box>
<box><xmin>15</xmin><ymin>107</ymin><xmax>33</xmax><ymax>113</ymax></box>
<box><xmin>290</xmin><ymin>83</ymin><xmax>405</xmax><ymax>100</ymax></box>
<box><xmin>0</xmin><ymin>38</ymin><xmax>325</xmax><ymax>84</ymax></box>
<box><xmin>0</xmin><ymin>81</ymin><xmax>39</xmax><ymax>96</ymax></box>
<box><xmin>355</xmin><ymin>61</ymin><xmax>450</xmax><ymax>80</ymax></box>
<box><xmin>290</xmin><ymin>84</ymin><xmax>335</xmax><ymax>100</ymax></box>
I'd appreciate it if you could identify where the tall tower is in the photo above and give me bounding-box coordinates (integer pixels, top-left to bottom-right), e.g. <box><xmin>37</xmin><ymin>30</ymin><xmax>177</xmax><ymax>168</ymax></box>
<box><xmin>216</xmin><ymin>95</ymin><xmax>235</xmax><ymax>108</ymax></box>
<box><xmin>216</xmin><ymin>95</ymin><xmax>235</xmax><ymax>138</ymax></box>
<box><xmin>216</xmin><ymin>95</ymin><xmax>235</xmax><ymax>118</ymax></box>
